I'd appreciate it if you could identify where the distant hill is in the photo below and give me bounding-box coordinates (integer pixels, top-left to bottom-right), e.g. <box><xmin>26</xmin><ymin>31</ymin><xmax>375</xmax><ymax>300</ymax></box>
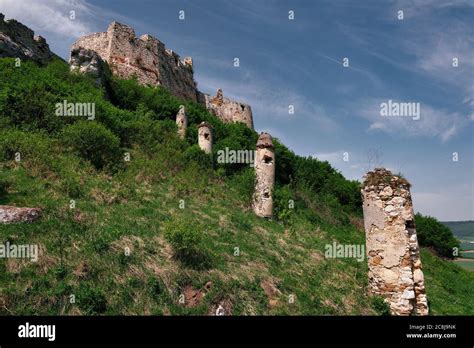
<box><xmin>441</xmin><ymin>221</ymin><xmax>474</xmax><ymax>238</ymax></box>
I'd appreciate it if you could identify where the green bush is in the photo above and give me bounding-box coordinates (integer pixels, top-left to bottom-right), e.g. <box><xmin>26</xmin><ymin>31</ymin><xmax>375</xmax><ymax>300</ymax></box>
<box><xmin>415</xmin><ymin>213</ymin><xmax>460</xmax><ymax>259</ymax></box>
<box><xmin>164</xmin><ymin>219</ymin><xmax>212</xmax><ymax>269</ymax></box>
<box><xmin>183</xmin><ymin>144</ymin><xmax>213</xmax><ymax>168</ymax></box>
<box><xmin>371</xmin><ymin>296</ymin><xmax>391</xmax><ymax>315</ymax></box>
<box><xmin>274</xmin><ymin>185</ymin><xmax>295</xmax><ymax>223</ymax></box>
<box><xmin>60</xmin><ymin>121</ymin><xmax>121</xmax><ymax>170</ymax></box>
<box><xmin>0</xmin><ymin>129</ymin><xmax>52</xmax><ymax>163</ymax></box>
<box><xmin>0</xmin><ymin>177</ymin><xmax>11</xmax><ymax>198</ymax></box>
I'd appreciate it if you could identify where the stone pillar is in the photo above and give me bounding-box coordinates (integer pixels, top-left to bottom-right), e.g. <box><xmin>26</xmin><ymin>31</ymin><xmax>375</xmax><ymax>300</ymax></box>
<box><xmin>252</xmin><ymin>133</ymin><xmax>275</xmax><ymax>218</ymax></box>
<box><xmin>198</xmin><ymin>122</ymin><xmax>212</xmax><ymax>154</ymax></box>
<box><xmin>361</xmin><ymin>168</ymin><xmax>428</xmax><ymax>316</ymax></box>
<box><xmin>176</xmin><ymin>105</ymin><xmax>187</xmax><ymax>139</ymax></box>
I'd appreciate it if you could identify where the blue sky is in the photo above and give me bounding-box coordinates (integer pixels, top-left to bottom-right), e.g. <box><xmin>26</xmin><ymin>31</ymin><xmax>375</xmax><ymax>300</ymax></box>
<box><xmin>2</xmin><ymin>0</ymin><xmax>473</xmax><ymax>221</ymax></box>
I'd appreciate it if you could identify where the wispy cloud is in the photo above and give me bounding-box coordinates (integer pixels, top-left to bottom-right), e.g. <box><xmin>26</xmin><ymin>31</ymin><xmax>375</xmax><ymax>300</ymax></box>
<box><xmin>355</xmin><ymin>98</ymin><xmax>467</xmax><ymax>142</ymax></box>
<box><xmin>196</xmin><ymin>69</ymin><xmax>340</xmax><ymax>133</ymax></box>
<box><xmin>1</xmin><ymin>0</ymin><xmax>96</xmax><ymax>38</ymax></box>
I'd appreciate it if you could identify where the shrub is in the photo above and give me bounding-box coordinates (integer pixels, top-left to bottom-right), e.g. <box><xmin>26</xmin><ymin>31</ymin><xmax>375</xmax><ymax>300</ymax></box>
<box><xmin>183</xmin><ymin>144</ymin><xmax>213</xmax><ymax>168</ymax></box>
<box><xmin>0</xmin><ymin>177</ymin><xmax>11</xmax><ymax>198</ymax></box>
<box><xmin>371</xmin><ymin>296</ymin><xmax>391</xmax><ymax>315</ymax></box>
<box><xmin>60</xmin><ymin>121</ymin><xmax>121</xmax><ymax>170</ymax></box>
<box><xmin>0</xmin><ymin>129</ymin><xmax>52</xmax><ymax>163</ymax></box>
<box><xmin>164</xmin><ymin>219</ymin><xmax>212</xmax><ymax>269</ymax></box>
<box><xmin>274</xmin><ymin>185</ymin><xmax>295</xmax><ymax>223</ymax></box>
<box><xmin>415</xmin><ymin>213</ymin><xmax>460</xmax><ymax>259</ymax></box>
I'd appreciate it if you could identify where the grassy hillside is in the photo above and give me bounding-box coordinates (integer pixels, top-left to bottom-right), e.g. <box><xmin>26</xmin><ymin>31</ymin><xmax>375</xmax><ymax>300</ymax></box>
<box><xmin>1</xmin><ymin>58</ymin><xmax>473</xmax><ymax>315</ymax></box>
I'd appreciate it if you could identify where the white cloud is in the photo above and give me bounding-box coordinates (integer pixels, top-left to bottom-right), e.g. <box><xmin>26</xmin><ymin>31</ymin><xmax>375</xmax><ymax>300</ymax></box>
<box><xmin>356</xmin><ymin>98</ymin><xmax>468</xmax><ymax>142</ymax></box>
<box><xmin>1</xmin><ymin>0</ymin><xmax>97</xmax><ymax>38</ymax></box>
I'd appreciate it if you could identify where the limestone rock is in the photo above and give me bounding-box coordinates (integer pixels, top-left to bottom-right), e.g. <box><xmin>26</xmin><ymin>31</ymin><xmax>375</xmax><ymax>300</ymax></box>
<box><xmin>0</xmin><ymin>13</ymin><xmax>57</xmax><ymax>64</ymax></box>
<box><xmin>69</xmin><ymin>47</ymin><xmax>107</xmax><ymax>86</ymax></box>
<box><xmin>0</xmin><ymin>205</ymin><xmax>41</xmax><ymax>224</ymax></box>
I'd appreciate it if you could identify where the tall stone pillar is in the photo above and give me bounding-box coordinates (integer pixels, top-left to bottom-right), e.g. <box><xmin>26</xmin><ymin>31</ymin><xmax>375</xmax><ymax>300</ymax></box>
<box><xmin>252</xmin><ymin>133</ymin><xmax>275</xmax><ymax>218</ymax></box>
<box><xmin>197</xmin><ymin>122</ymin><xmax>212</xmax><ymax>154</ymax></box>
<box><xmin>176</xmin><ymin>105</ymin><xmax>187</xmax><ymax>139</ymax></box>
<box><xmin>361</xmin><ymin>168</ymin><xmax>428</xmax><ymax>316</ymax></box>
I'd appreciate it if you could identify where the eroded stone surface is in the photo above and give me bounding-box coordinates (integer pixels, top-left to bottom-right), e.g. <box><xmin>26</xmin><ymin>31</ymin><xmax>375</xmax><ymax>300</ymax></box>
<box><xmin>361</xmin><ymin>168</ymin><xmax>428</xmax><ymax>316</ymax></box>
<box><xmin>0</xmin><ymin>13</ymin><xmax>57</xmax><ymax>64</ymax></box>
<box><xmin>199</xmin><ymin>89</ymin><xmax>254</xmax><ymax>129</ymax></box>
<box><xmin>198</xmin><ymin>122</ymin><xmax>212</xmax><ymax>154</ymax></box>
<box><xmin>176</xmin><ymin>105</ymin><xmax>187</xmax><ymax>139</ymax></box>
<box><xmin>71</xmin><ymin>21</ymin><xmax>198</xmax><ymax>101</ymax></box>
<box><xmin>69</xmin><ymin>47</ymin><xmax>107</xmax><ymax>86</ymax></box>
<box><xmin>253</xmin><ymin>133</ymin><xmax>275</xmax><ymax>218</ymax></box>
<box><xmin>0</xmin><ymin>205</ymin><xmax>41</xmax><ymax>224</ymax></box>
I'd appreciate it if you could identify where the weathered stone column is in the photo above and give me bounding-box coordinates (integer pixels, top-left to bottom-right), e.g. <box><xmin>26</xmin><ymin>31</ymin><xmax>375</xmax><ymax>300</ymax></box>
<box><xmin>197</xmin><ymin>122</ymin><xmax>212</xmax><ymax>154</ymax></box>
<box><xmin>176</xmin><ymin>105</ymin><xmax>187</xmax><ymax>139</ymax></box>
<box><xmin>361</xmin><ymin>168</ymin><xmax>428</xmax><ymax>316</ymax></box>
<box><xmin>252</xmin><ymin>133</ymin><xmax>275</xmax><ymax>218</ymax></box>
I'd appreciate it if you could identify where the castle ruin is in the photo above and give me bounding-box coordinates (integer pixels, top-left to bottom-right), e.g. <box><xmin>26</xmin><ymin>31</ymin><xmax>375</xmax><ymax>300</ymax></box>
<box><xmin>198</xmin><ymin>122</ymin><xmax>213</xmax><ymax>154</ymax></box>
<box><xmin>200</xmin><ymin>89</ymin><xmax>254</xmax><ymax>129</ymax></box>
<box><xmin>253</xmin><ymin>133</ymin><xmax>275</xmax><ymax>218</ymax></box>
<box><xmin>71</xmin><ymin>21</ymin><xmax>254</xmax><ymax>129</ymax></box>
<box><xmin>361</xmin><ymin>168</ymin><xmax>428</xmax><ymax>316</ymax></box>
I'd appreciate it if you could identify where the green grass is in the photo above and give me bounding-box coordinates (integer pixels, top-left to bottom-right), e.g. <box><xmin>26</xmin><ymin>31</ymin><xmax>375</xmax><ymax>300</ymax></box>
<box><xmin>422</xmin><ymin>249</ymin><xmax>474</xmax><ymax>314</ymax></box>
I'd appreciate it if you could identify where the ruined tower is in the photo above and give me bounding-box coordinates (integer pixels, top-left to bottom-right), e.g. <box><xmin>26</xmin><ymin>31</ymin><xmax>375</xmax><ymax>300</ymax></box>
<box><xmin>200</xmin><ymin>89</ymin><xmax>254</xmax><ymax>130</ymax></box>
<box><xmin>361</xmin><ymin>168</ymin><xmax>428</xmax><ymax>316</ymax></box>
<box><xmin>176</xmin><ymin>105</ymin><xmax>187</xmax><ymax>139</ymax></box>
<box><xmin>198</xmin><ymin>122</ymin><xmax>213</xmax><ymax>154</ymax></box>
<box><xmin>252</xmin><ymin>133</ymin><xmax>275</xmax><ymax>218</ymax></box>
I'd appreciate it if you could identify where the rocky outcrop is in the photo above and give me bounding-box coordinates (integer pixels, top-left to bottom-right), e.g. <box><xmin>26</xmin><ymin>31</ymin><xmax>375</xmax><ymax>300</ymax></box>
<box><xmin>69</xmin><ymin>47</ymin><xmax>107</xmax><ymax>86</ymax></box>
<box><xmin>199</xmin><ymin>89</ymin><xmax>254</xmax><ymax>130</ymax></box>
<box><xmin>0</xmin><ymin>205</ymin><xmax>41</xmax><ymax>224</ymax></box>
<box><xmin>0</xmin><ymin>13</ymin><xmax>56</xmax><ymax>64</ymax></box>
<box><xmin>361</xmin><ymin>168</ymin><xmax>428</xmax><ymax>316</ymax></box>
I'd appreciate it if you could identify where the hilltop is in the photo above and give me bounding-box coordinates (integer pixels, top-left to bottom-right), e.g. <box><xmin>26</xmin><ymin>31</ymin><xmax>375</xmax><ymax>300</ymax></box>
<box><xmin>0</xmin><ymin>16</ymin><xmax>473</xmax><ymax>315</ymax></box>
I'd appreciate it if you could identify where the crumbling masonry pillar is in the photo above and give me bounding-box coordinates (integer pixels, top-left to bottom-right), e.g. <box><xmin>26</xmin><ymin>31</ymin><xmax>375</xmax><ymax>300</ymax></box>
<box><xmin>252</xmin><ymin>133</ymin><xmax>275</xmax><ymax>218</ymax></box>
<box><xmin>176</xmin><ymin>105</ymin><xmax>187</xmax><ymax>139</ymax></box>
<box><xmin>198</xmin><ymin>122</ymin><xmax>212</xmax><ymax>154</ymax></box>
<box><xmin>361</xmin><ymin>168</ymin><xmax>428</xmax><ymax>316</ymax></box>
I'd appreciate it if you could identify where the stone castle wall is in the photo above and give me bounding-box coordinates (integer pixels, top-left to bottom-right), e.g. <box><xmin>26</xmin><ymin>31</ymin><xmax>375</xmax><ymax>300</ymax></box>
<box><xmin>200</xmin><ymin>89</ymin><xmax>254</xmax><ymax>129</ymax></box>
<box><xmin>71</xmin><ymin>21</ymin><xmax>198</xmax><ymax>101</ymax></box>
<box><xmin>361</xmin><ymin>168</ymin><xmax>428</xmax><ymax>316</ymax></box>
